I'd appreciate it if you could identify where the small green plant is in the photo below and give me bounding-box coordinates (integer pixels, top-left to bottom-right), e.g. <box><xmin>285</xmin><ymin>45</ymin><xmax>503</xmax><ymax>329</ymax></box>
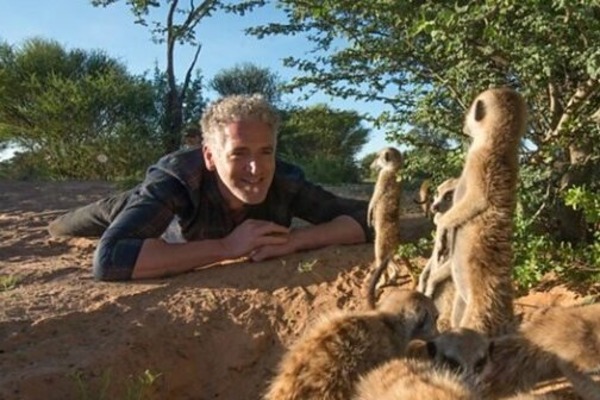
<box><xmin>70</xmin><ymin>368</ymin><xmax>161</xmax><ymax>400</ymax></box>
<box><xmin>125</xmin><ymin>369</ymin><xmax>162</xmax><ymax>400</ymax></box>
<box><xmin>297</xmin><ymin>259</ymin><xmax>318</xmax><ymax>273</ymax></box>
<box><xmin>0</xmin><ymin>275</ymin><xmax>20</xmax><ymax>292</ymax></box>
<box><xmin>70</xmin><ymin>369</ymin><xmax>111</xmax><ymax>400</ymax></box>
<box><xmin>396</xmin><ymin>238</ymin><xmax>432</xmax><ymax>261</ymax></box>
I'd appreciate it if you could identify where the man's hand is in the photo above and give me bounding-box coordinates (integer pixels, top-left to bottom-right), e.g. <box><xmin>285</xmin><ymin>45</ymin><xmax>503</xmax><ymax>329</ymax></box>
<box><xmin>220</xmin><ymin>219</ymin><xmax>290</xmax><ymax>259</ymax></box>
<box><xmin>249</xmin><ymin>240</ymin><xmax>297</xmax><ymax>262</ymax></box>
<box><xmin>250</xmin><ymin>215</ymin><xmax>367</xmax><ymax>262</ymax></box>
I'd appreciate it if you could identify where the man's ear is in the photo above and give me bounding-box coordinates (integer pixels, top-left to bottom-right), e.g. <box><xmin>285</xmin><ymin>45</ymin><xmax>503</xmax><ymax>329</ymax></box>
<box><xmin>203</xmin><ymin>144</ymin><xmax>216</xmax><ymax>171</ymax></box>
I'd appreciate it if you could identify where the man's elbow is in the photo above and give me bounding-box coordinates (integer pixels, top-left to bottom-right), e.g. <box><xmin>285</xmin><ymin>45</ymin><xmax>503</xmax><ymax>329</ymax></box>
<box><xmin>92</xmin><ymin>239</ymin><xmax>139</xmax><ymax>281</ymax></box>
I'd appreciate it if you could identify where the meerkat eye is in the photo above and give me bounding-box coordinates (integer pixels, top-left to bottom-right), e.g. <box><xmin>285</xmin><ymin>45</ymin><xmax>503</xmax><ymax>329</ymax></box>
<box><xmin>474</xmin><ymin>357</ymin><xmax>488</xmax><ymax>374</ymax></box>
<box><xmin>415</xmin><ymin>315</ymin><xmax>427</xmax><ymax>331</ymax></box>
<box><xmin>442</xmin><ymin>356</ymin><xmax>462</xmax><ymax>373</ymax></box>
<box><xmin>473</xmin><ymin>99</ymin><xmax>486</xmax><ymax>121</ymax></box>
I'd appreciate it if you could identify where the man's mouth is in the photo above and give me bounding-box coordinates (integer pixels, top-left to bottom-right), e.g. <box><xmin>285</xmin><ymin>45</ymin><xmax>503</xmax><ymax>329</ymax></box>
<box><xmin>241</xmin><ymin>178</ymin><xmax>265</xmax><ymax>195</ymax></box>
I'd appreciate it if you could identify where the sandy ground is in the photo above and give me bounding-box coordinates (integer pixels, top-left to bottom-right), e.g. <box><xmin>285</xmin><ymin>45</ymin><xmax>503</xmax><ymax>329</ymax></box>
<box><xmin>0</xmin><ymin>180</ymin><xmax>596</xmax><ymax>399</ymax></box>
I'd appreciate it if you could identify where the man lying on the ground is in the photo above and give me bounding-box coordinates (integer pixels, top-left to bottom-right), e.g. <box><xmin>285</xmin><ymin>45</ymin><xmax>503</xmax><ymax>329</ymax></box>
<box><xmin>49</xmin><ymin>94</ymin><xmax>372</xmax><ymax>281</ymax></box>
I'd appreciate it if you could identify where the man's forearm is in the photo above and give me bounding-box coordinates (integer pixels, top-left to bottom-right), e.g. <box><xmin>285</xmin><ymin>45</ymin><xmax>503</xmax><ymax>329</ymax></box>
<box><xmin>130</xmin><ymin>238</ymin><xmax>230</xmax><ymax>280</ymax></box>
<box><xmin>291</xmin><ymin>215</ymin><xmax>367</xmax><ymax>252</ymax></box>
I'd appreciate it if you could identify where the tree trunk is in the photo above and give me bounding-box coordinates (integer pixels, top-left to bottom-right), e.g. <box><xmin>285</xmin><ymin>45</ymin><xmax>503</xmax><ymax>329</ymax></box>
<box><xmin>164</xmin><ymin>88</ymin><xmax>183</xmax><ymax>153</ymax></box>
<box><xmin>555</xmin><ymin>142</ymin><xmax>593</xmax><ymax>243</ymax></box>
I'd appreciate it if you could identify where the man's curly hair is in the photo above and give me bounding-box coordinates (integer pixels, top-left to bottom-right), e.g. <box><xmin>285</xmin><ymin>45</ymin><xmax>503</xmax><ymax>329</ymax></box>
<box><xmin>200</xmin><ymin>94</ymin><xmax>280</xmax><ymax>148</ymax></box>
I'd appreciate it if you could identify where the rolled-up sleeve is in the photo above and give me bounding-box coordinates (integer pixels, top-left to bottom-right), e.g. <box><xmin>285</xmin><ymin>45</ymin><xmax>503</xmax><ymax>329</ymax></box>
<box><xmin>93</xmin><ymin>166</ymin><xmax>192</xmax><ymax>281</ymax></box>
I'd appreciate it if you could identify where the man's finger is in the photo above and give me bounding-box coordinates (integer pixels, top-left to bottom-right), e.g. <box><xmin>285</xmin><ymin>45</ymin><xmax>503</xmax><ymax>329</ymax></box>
<box><xmin>255</xmin><ymin>222</ymin><xmax>289</xmax><ymax>236</ymax></box>
<box><xmin>256</xmin><ymin>234</ymin><xmax>288</xmax><ymax>247</ymax></box>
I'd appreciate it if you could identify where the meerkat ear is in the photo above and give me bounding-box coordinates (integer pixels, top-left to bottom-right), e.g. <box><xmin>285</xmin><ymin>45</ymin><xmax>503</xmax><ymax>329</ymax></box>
<box><xmin>473</xmin><ymin>99</ymin><xmax>486</xmax><ymax>122</ymax></box>
<box><xmin>426</xmin><ymin>341</ymin><xmax>438</xmax><ymax>358</ymax></box>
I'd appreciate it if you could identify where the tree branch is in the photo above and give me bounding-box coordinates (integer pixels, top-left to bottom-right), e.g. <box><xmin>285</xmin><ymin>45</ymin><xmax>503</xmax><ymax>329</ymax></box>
<box><xmin>547</xmin><ymin>82</ymin><xmax>563</xmax><ymax>130</ymax></box>
<box><xmin>592</xmin><ymin>106</ymin><xmax>600</xmax><ymax>124</ymax></box>
<box><xmin>179</xmin><ymin>43</ymin><xmax>202</xmax><ymax>104</ymax></box>
<box><xmin>544</xmin><ymin>78</ymin><xmax>599</xmax><ymax>142</ymax></box>
<box><xmin>166</xmin><ymin>0</ymin><xmax>178</xmax><ymax>92</ymax></box>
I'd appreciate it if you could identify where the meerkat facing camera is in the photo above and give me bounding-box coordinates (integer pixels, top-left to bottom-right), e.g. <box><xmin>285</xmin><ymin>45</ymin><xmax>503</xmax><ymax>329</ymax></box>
<box><xmin>366</xmin><ymin>147</ymin><xmax>418</xmax><ymax>308</ymax></box>
<box><xmin>481</xmin><ymin>303</ymin><xmax>600</xmax><ymax>400</ymax></box>
<box><xmin>417</xmin><ymin>177</ymin><xmax>460</xmax><ymax>295</ymax></box>
<box><xmin>413</xmin><ymin>178</ymin><xmax>433</xmax><ymax>218</ymax></box>
<box><xmin>263</xmin><ymin>289</ymin><xmax>439</xmax><ymax>400</ymax></box>
<box><xmin>417</xmin><ymin>177</ymin><xmax>459</xmax><ymax>330</ymax></box>
<box><xmin>426</xmin><ymin>328</ymin><xmax>493</xmax><ymax>381</ymax></box>
<box><xmin>436</xmin><ymin>87</ymin><xmax>527</xmax><ymax>336</ymax></box>
<box><xmin>357</xmin><ymin>327</ymin><xmax>556</xmax><ymax>400</ymax></box>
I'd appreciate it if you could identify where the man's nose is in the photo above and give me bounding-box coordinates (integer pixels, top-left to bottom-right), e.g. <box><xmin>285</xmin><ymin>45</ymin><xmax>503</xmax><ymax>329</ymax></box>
<box><xmin>247</xmin><ymin>159</ymin><xmax>257</xmax><ymax>174</ymax></box>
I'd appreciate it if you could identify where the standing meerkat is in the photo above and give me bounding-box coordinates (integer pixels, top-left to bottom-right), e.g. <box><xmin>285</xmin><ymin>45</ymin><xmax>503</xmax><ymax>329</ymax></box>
<box><xmin>366</xmin><ymin>147</ymin><xmax>417</xmax><ymax>308</ymax></box>
<box><xmin>417</xmin><ymin>177</ymin><xmax>459</xmax><ymax>295</ymax></box>
<box><xmin>413</xmin><ymin>178</ymin><xmax>433</xmax><ymax>218</ymax></box>
<box><xmin>417</xmin><ymin>177</ymin><xmax>459</xmax><ymax>330</ymax></box>
<box><xmin>263</xmin><ymin>289</ymin><xmax>439</xmax><ymax>400</ymax></box>
<box><xmin>436</xmin><ymin>87</ymin><xmax>528</xmax><ymax>336</ymax></box>
<box><xmin>481</xmin><ymin>303</ymin><xmax>600</xmax><ymax>400</ymax></box>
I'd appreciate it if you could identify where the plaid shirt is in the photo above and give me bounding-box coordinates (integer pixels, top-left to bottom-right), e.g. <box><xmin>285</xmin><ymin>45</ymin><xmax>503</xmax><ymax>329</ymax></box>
<box><xmin>93</xmin><ymin>148</ymin><xmax>371</xmax><ymax>280</ymax></box>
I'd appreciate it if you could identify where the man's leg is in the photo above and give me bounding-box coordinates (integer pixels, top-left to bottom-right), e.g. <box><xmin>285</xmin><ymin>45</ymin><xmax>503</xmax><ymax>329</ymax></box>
<box><xmin>48</xmin><ymin>189</ymin><xmax>134</xmax><ymax>238</ymax></box>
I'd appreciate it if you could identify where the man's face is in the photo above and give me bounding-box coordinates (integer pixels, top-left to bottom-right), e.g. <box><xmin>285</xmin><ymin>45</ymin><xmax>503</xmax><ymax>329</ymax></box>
<box><xmin>203</xmin><ymin>119</ymin><xmax>276</xmax><ymax>210</ymax></box>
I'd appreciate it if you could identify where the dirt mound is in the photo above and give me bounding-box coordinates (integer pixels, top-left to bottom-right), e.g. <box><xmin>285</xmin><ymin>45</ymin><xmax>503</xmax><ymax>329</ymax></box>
<box><xmin>0</xmin><ymin>180</ymin><xmax>591</xmax><ymax>399</ymax></box>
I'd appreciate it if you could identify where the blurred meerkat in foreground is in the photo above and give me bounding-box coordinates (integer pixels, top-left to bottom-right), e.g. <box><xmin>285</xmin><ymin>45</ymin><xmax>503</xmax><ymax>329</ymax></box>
<box><xmin>263</xmin><ymin>289</ymin><xmax>439</xmax><ymax>400</ymax></box>
<box><xmin>355</xmin><ymin>357</ymin><xmax>556</xmax><ymax>400</ymax></box>
<box><xmin>481</xmin><ymin>302</ymin><xmax>600</xmax><ymax>400</ymax></box>
<box><xmin>436</xmin><ymin>87</ymin><xmax>527</xmax><ymax>336</ymax></box>
<box><xmin>426</xmin><ymin>327</ymin><xmax>493</xmax><ymax>384</ymax></box>
<box><xmin>366</xmin><ymin>147</ymin><xmax>417</xmax><ymax>308</ymax></box>
<box><xmin>357</xmin><ymin>327</ymin><xmax>558</xmax><ymax>400</ymax></box>
<box><xmin>354</xmin><ymin>357</ymin><xmax>477</xmax><ymax>400</ymax></box>
<box><xmin>417</xmin><ymin>177</ymin><xmax>460</xmax><ymax>330</ymax></box>
<box><xmin>413</xmin><ymin>178</ymin><xmax>433</xmax><ymax>218</ymax></box>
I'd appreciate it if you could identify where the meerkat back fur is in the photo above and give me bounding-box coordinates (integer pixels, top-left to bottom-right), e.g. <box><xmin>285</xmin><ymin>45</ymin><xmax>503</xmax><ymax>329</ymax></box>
<box><xmin>354</xmin><ymin>357</ymin><xmax>477</xmax><ymax>400</ymax></box>
<box><xmin>263</xmin><ymin>289</ymin><xmax>439</xmax><ymax>400</ymax></box>
<box><xmin>436</xmin><ymin>87</ymin><xmax>528</xmax><ymax>336</ymax></box>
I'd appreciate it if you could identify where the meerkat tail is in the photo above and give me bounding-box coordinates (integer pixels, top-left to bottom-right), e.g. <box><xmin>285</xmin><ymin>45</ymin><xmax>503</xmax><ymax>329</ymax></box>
<box><xmin>367</xmin><ymin>255</ymin><xmax>393</xmax><ymax>309</ymax></box>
